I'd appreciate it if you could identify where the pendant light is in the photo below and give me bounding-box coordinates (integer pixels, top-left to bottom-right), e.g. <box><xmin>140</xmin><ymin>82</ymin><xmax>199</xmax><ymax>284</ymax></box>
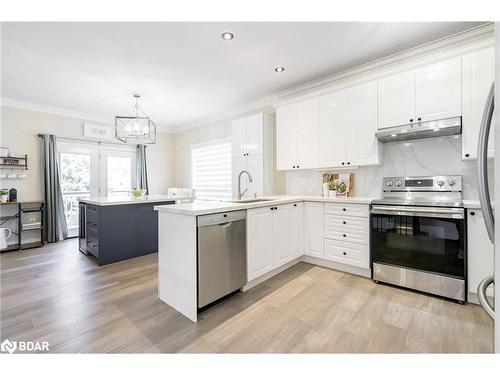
<box><xmin>115</xmin><ymin>94</ymin><xmax>157</xmax><ymax>144</ymax></box>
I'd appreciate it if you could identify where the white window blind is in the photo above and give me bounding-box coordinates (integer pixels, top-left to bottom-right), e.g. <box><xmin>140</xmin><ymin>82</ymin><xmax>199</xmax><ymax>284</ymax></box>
<box><xmin>192</xmin><ymin>139</ymin><xmax>232</xmax><ymax>201</ymax></box>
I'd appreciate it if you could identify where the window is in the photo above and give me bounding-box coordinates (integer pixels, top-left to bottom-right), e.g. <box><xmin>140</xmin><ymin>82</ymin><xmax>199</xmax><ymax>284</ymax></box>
<box><xmin>58</xmin><ymin>141</ymin><xmax>136</xmax><ymax>236</ymax></box>
<box><xmin>60</xmin><ymin>152</ymin><xmax>92</xmax><ymax>235</ymax></box>
<box><xmin>192</xmin><ymin>139</ymin><xmax>232</xmax><ymax>201</ymax></box>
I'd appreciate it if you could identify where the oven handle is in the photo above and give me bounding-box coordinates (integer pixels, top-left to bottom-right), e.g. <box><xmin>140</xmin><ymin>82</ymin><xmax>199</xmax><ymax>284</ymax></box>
<box><xmin>371</xmin><ymin>205</ymin><xmax>465</xmax><ymax>219</ymax></box>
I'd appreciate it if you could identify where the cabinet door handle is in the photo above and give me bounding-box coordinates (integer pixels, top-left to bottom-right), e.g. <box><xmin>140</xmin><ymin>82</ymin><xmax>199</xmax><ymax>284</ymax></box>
<box><xmin>343</xmin><ymin>234</ymin><xmax>346</xmax><ymax>237</ymax></box>
<box><xmin>465</xmin><ymin>153</ymin><xmax>470</xmax><ymax>158</ymax></box>
<box><xmin>343</xmin><ymin>252</ymin><xmax>347</xmax><ymax>256</ymax></box>
<box><xmin>409</xmin><ymin>119</ymin><xmax>414</xmax><ymax>122</ymax></box>
<box><xmin>347</xmin><ymin>162</ymin><xmax>350</xmax><ymax>165</ymax></box>
<box><xmin>417</xmin><ymin>117</ymin><xmax>422</xmax><ymax>121</ymax></box>
<box><xmin>293</xmin><ymin>203</ymin><xmax>297</xmax><ymax>207</ymax></box>
<box><xmin>341</xmin><ymin>162</ymin><xmax>345</xmax><ymax>165</ymax></box>
<box><xmin>342</xmin><ymin>208</ymin><xmax>346</xmax><ymax>212</ymax></box>
<box><xmin>470</xmin><ymin>211</ymin><xmax>475</xmax><ymax>216</ymax></box>
<box><xmin>343</xmin><ymin>221</ymin><xmax>346</xmax><ymax>224</ymax></box>
<box><xmin>292</xmin><ymin>166</ymin><xmax>296</xmax><ymax>169</ymax></box>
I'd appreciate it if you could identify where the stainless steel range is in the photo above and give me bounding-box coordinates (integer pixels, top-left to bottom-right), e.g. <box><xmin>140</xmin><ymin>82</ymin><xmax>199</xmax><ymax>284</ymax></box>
<box><xmin>371</xmin><ymin>175</ymin><xmax>466</xmax><ymax>302</ymax></box>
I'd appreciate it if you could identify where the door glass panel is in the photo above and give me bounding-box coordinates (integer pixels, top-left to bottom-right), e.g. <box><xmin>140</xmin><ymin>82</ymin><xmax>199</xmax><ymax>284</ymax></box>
<box><xmin>371</xmin><ymin>214</ymin><xmax>465</xmax><ymax>278</ymax></box>
<box><xmin>60</xmin><ymin>152</ymin><xmax>91</xmax><ymax>236</ymax></box>
<box><xmin>107</xmin><ymin>156</ymin><xmax>132</xmax><ymax>196</ymax></box>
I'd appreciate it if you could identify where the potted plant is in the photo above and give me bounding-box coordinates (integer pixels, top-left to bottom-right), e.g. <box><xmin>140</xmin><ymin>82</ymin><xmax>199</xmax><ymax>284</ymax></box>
<box><xmin>334</xmin><ymin>180</ymin><xmax>347</xmax><ymax>197</ymax></box>
<box><xmin>0</xmin><ymin>189</ymin><xmax>8</xmax><ymax>203</ymax></box>
<box><xmin>327</xmin><ymin>181</ymin><xmax>336</xmax><ymax>198</ymax></box>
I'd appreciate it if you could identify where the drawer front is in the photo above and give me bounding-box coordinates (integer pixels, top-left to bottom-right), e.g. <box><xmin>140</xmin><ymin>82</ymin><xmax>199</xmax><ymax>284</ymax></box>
<box><xmin>86</xmin><ymin>238</ymin><xmax>99</xmax><ymax>256</ymax></box>
<box><xmin>86</xmin><ymin>220</ymin><xmax>99</xmax><ymax>232</ymax></box>
<box><xmin>86</xmin><ymin>207</ymin><xmax>99</xmax><ymax>225</ymax></box>
<box><xmin>324</xmin><ymin>203</ymin><xmax>369</xmax><ymax>217</ymax></box>
<box><xmin>324</xmin><ymin>227</ymin><xmax>369</xmax><ymax>245</ymax></box>
<box><xmin>324</xmin><ymin>239</ymin><xmax>369</xmax><ymax>269</ymax></box>
<box><xmin>324</xmin><ymin>214</ymin><xmax>369</xmax><ymax>231</ymax></box>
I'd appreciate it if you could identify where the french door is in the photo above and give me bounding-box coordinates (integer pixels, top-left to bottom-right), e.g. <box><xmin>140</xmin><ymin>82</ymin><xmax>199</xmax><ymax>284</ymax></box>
<box><xmin>58</xmin><ymin>141</ymin><xmax>136</xmax><ymax>236</ymax></box>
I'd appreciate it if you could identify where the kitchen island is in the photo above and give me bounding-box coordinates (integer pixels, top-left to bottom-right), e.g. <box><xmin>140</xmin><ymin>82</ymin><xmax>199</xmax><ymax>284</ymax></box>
<box><xmin>78</xmin><ymin>195</ymin><xmax>191</xmax><ymax>265</ymax></box>
<box><xmin>154</xmin><ymin>195</ymin><xmax>375</xmax><ymax>322</ymax></box>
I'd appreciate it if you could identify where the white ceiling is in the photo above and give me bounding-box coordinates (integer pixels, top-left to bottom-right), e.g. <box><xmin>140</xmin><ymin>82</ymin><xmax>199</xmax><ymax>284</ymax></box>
<box><xmin>1</xmin><ymin>22</ymin><xmax>486</xmax><ymax>131</ymax></box>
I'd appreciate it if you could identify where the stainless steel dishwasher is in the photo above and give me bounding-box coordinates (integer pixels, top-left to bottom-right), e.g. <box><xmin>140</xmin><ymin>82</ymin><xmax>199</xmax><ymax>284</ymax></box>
<box><xmin>197</xmin><ymin>210</ymin><xmax>247</xmax><ymax>308</ymax></box>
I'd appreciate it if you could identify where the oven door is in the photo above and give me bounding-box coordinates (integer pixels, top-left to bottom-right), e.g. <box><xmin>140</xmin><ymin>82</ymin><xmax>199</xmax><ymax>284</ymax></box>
<box><xmin>371</xmin><ymin>205</ymin><xmax>466</xmax><ymax>278</ymax></box>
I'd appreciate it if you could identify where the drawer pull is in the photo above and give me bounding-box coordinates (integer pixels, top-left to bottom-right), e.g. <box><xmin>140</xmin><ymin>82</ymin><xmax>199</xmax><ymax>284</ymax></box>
<box><xmin>343</xmin><ymin>252</ymin><xmax>347</xmax><ymax>256</ymax></box>
<box><xmin>343</xmin><ymin>221</ymin><xmax>346</xmax><ymax>224</ymax></box>
<box><xmin>342</xmin><ymin>234</ymin><xmax>346</xmax><ymax>237</ymax></box>
<box><xmin>342</xmin><ymin>208</ymin><xmax>346</xmax><ymax>212</ymax></box>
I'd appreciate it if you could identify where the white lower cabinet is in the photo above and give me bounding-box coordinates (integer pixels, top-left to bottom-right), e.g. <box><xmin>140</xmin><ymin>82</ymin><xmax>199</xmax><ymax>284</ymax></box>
<box><xmin>247</xmin><ymin>206</ymin><xmax>274</xmax><ymax>281</ymax></box>
<box><xmin>323</xmin><ymin>203</ymin><xmax>370</xmax><ymax>269</ymax></box>
<box><xmin>247</xmin><ymin>203</ymin><xmax>304</xmax><ymax>282</ymax></box>
<box><xmin>467</xmin><ymin>209</ymin><xmax>494</xmax><ymax>299</ymax></box>
<box><xmin>304</xmin><ymin>203</ymin><xmax>324</xmax><ymax>258</ymax></box>
<box><xmin>324</xmin><ymin>239</ymin><xmax>369</xmax><ymax>269</ymax></box>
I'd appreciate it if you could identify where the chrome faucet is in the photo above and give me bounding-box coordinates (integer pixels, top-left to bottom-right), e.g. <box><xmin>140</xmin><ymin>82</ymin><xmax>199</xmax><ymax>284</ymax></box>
<box><xmin>237</xmin><ymin>170</ymin><xmax>253</xmax><ymax>200</ymax></box>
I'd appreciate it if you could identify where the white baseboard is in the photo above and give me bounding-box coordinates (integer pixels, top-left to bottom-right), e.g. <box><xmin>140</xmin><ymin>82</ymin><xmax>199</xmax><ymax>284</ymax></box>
<box><xmin>243</xmin><ymin>258</ymin><xmax>302</xmax><ymax>291</ymax></box>
<box><xmin>243</xmin><ymin>255</ymin><xmax>371</xmax><ymax>291</ymax></box>
<box><xmin>303</xmin><ymin>255</ymin><xmax>372</xmax><ymax>278</ymax></box>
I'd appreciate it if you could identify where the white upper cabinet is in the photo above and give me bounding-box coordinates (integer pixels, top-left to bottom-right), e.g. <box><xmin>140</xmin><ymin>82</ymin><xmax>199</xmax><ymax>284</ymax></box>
<box><xmin>231</xmin><ymin>112</ymin><xmax>274</xmax><ymax>199</ymax></box>
<box><xmin>245</xmin><ymin>155</ymin><xmax>264</xmax><ymax>198</ymax></box>
<box><xmin>319</xmin><ymin>91</ymin><xmax>346</xmax><ymax>167</ymax></box>
<box><xmin>245</xmin><ymin>113</ymin><xmax>264</xmax><ymax>156</ymax></box>
<box><xmin>462</xmin><ymin>47</ymin><xmax>495</xmax><ymax>160</ymax></box>
<box><xmin>276</xmin><ymin>99</ymin><xmax>320</xmax><ymax>170</ymax></box>
<box><xmin>296</xmin><ymin>98</ymin><xmax>320</xmax><ymax>169</ymax></box>
<box><xmin>232</xmin><ymin>113</ymin><xmax>264</xmax><ymax>158</ymax></box>
<box><xmin>231</xmin><ymin>117</ymin><xmax>247</xmax><ymax>158</ymax></box>
<box><xmin>346</xmin><ymin>81</ymin><xmax>380</xmax><ymax>166</ymax></box>
<box><xmin>414</xmin><ymin>57</ymin><xmax>462</xmax><ymax>122</ymax></box>
<box><xmin>276</xmin><ymin>104</ymin><xmax>298</xmax><ymax>170</ymax></box>
<box><xmin>377</xmin><ymin>70</ymin><xmax>416</xmax><ymax>129</ymax></box>
<box><xmin>377</xmin><ymin>57</ymin><xmax>462</xmax><ymax>129</ymax></box>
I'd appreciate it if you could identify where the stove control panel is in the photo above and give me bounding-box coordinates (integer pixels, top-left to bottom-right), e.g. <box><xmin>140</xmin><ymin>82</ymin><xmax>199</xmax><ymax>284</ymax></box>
<box><xmin>382</xmin><ymin>176</ymin><xmax>462</xmax><ymax>192</ymax></box>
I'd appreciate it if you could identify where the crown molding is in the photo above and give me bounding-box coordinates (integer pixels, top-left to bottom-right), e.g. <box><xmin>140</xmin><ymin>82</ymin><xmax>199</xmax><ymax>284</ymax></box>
<box><xmin>1</xmin><ymin>23</ymin><xmax>494</xmax><ymax>135</ymax></box>
<box><xmin>0</xmin><ymin>97</ymin><xmax>173</xmax><ymax>133</ymax></box>
<box><xmin>170</xmin><ymin>22</ymin><xmax>494</xmax><ymax>133</ymax></box>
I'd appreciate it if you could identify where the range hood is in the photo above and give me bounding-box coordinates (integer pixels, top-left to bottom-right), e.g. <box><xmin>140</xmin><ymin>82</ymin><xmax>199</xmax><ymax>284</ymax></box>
<box><xmin>375</xmin><ymin>117</ymin><xmax>462</xmax><ymax>143</ymax></box>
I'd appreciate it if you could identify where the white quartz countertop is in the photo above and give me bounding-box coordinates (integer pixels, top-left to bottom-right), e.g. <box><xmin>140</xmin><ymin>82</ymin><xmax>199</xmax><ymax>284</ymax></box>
<box><xmin>79</xmin><ymin>195</ymin><xmax>191</xmax><ymax>206</ymax></box>
<box><xmin>462</xmin><ymin>200</ymin><xmax>496</xmax><ymax>209</ymax></box>
<box><xmin>154</xmin><ymin>195</ymin><xmax>377</xmax><ymax>216</ymax></box>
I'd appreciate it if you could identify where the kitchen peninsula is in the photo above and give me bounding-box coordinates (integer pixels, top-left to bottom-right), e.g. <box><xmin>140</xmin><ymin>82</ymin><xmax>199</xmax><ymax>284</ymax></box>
<box><xmin>78</xmin><ymin>195</ymin><xmax>190</xmax><ymax>265</ymax></box>
<box><xmin>154</xmin><ymin>195</ymin><xmax>375</xmax><ymax>322</ymax></box>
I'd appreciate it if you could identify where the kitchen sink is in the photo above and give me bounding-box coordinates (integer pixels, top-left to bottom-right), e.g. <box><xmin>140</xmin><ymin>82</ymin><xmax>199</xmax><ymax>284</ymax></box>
<box><xmin>230</xmin><ymin>198</ymin><xmax>276</xmax><ymax>204</ymax></box>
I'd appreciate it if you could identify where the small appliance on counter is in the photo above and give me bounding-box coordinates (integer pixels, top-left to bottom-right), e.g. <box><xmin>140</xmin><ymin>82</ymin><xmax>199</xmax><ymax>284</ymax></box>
<box><xmin>370</xmin><ymin>175</ymin><xmax>466</xmax><ymax>302</ymax></box>
<box><xmin>8</xmin><ymin>188</ymin><xmax>17</xmax><ymax>202</ymax></box>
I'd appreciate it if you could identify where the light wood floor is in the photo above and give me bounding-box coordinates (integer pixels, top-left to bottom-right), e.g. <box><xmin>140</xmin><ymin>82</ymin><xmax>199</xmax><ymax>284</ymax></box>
<box><xmin>0</xmin><ymin>239</ymin><xmax>493</xmax><ymax>353</ymax></box>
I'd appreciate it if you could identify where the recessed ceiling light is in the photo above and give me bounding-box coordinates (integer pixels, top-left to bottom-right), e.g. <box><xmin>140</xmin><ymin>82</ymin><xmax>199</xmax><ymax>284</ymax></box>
<box><xmin>274</xmin><ymin>66</ymin><xmax>285</xmax><ymax>73</ymax></box>
<box><xmin>221</xmin><ymin>32</ymin><xmax>234</xmax><ymax>40</ymax></box>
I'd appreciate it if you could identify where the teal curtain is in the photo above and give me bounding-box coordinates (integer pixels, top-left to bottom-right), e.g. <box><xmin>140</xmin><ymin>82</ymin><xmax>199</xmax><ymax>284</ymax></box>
<box><xmin>136</xmin><ymin>144</ymin><xmax>149</xmax><ymax>194</ymax></box>
<box><xmin>40</xmin><ymin>134</ymin><xmax>68</xmax><ymax>242</ymax></box>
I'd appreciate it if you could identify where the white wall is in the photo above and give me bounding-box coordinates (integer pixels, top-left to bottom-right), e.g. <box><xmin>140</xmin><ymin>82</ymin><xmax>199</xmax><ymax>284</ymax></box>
<box><xmin>0</xmin><ymin>105</ymin><xmax>174</xmax><ymax>201</ymax></box>
<box><xmin>285</xmin><ymin>135</ymin><xmax>494</xmax><ymax>200</ymax></box>
<box><xmin>172</xmin><ymin>109</ymin><xmax>286</xmax><ymax>194</ymax></box>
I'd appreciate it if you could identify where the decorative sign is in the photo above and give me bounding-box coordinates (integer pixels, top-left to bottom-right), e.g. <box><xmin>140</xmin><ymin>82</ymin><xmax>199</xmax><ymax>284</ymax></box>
<box><xmin>83</xmin><ymin>123</ymin><xmax>113</xmax><ymax>140</ymax></box>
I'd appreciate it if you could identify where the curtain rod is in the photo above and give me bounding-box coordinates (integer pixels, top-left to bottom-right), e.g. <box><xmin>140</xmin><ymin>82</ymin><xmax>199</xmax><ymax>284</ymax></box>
<box><xmin>37</xmin><ymin>134</ymin><xmax>140</xmax><ymax>148</ymax></box>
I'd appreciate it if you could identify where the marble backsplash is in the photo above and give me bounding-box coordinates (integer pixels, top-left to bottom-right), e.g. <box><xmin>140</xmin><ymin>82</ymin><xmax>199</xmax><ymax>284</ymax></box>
<box><xmin>285</xmin><ymin>135</ymin><xmax>494</xmax><ymax>200</ymax></box>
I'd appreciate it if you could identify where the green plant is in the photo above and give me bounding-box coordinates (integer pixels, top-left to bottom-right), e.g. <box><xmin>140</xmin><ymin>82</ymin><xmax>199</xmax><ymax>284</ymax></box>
<box><xmin>328</xmin><ymin>181</ymin><xmax>336</xmax><ymax>191</ymax></box>
<box><xmin>0</xmin><ymin>189</ymin><xmax>8</xmax><ymax>196</ymax></box>
<box><xmin>335</xmin><ymin>181</ymin><xmax>347</xmax><ymax>194</ymax></box>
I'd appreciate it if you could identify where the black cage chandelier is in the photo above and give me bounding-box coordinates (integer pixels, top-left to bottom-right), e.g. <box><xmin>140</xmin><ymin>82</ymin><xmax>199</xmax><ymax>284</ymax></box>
<box><xmin>115</xmin><ymin>94</ymin><xmax>157</xmax><ymax>144</ymax></box>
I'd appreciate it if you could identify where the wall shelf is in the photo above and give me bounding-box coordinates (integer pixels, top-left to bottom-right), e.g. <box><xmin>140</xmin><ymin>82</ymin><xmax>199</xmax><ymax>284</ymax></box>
<box><xmin>0</xmin><ymin>155</ymin><xmax>28</xmax><ymax>170</ymax></box>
